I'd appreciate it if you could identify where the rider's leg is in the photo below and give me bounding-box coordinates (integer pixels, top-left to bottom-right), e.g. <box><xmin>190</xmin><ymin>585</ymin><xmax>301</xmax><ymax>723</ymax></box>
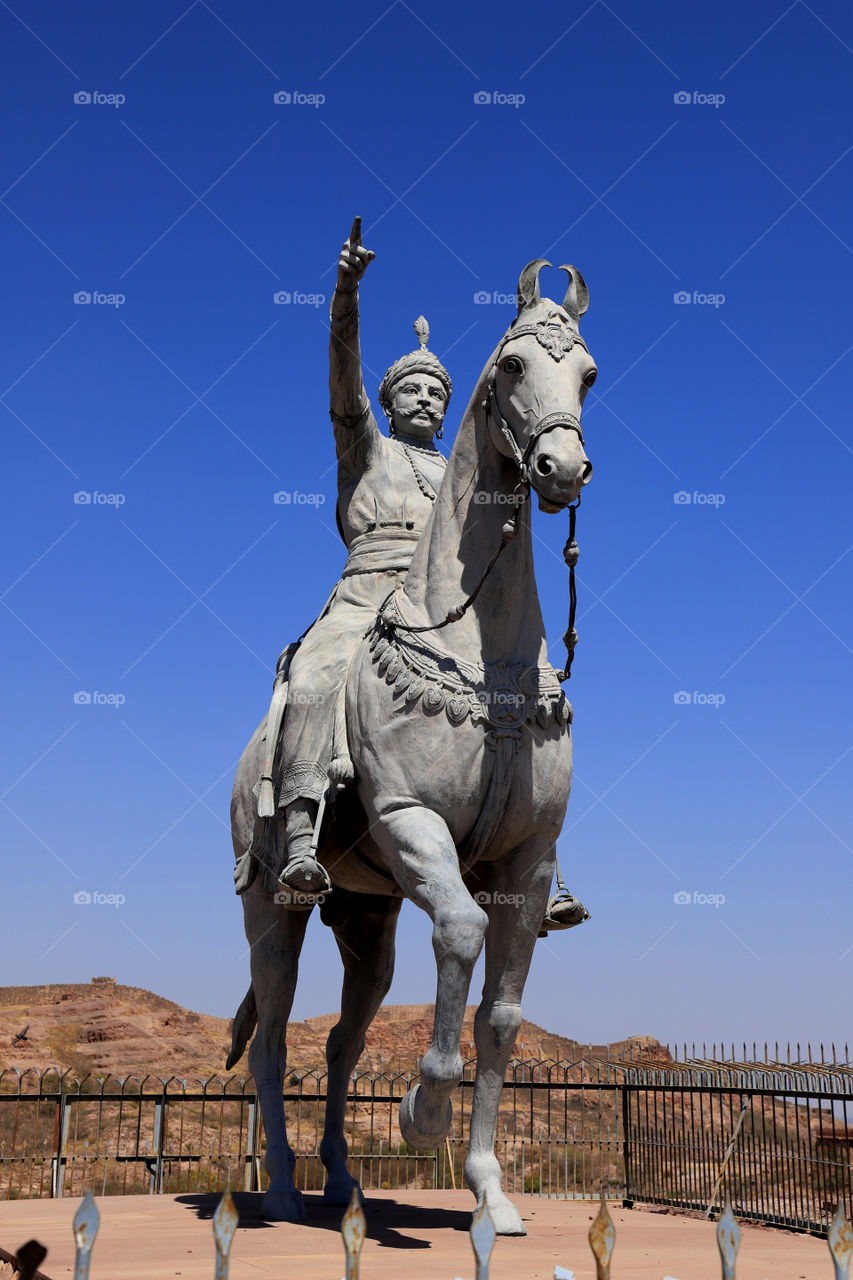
<box><xmin>278</xmin><ymin>797</ymin><xmax>331</xmax><ymax>895</ymax></box>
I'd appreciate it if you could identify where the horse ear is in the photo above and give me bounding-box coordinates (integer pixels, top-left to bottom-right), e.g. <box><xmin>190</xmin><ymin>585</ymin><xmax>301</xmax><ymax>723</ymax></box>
<box><xmin>559</xmin><ymin>265</ymin><xmax>589</xmax><ymax>322</ymax></box>
<box><xmin>517</xmin><ymin>259</ymin><xmax>552</xmax><ymax>313</ymax></box>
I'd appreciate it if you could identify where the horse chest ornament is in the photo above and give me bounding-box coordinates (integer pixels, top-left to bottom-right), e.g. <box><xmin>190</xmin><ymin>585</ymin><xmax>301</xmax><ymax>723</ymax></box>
<box><xmin>369</xmin><ymin>602</ymin><xmax>572</xmax><ymax>750</ymax></box>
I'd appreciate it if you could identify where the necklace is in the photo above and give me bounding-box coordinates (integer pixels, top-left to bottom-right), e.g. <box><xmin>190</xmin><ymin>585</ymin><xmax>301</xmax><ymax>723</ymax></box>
<box><xmin>398</xmin><ymin>438</ymin><xmax>446</xmax><ymax>502</ymax></box>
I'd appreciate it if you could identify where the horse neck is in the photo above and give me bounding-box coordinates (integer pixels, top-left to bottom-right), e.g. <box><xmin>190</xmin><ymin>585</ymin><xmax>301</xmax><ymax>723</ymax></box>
<box><xmin>401</xmin><ymin>386</ymin><xmax>548</xmax><ymax>666</ymax></box>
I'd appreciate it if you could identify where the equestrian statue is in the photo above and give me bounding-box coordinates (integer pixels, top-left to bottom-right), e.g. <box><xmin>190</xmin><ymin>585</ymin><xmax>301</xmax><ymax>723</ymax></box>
<box><xmin>227</xmin><ymin>218</ymin><xmax>596</xmax><ymax>1234</ymax></box>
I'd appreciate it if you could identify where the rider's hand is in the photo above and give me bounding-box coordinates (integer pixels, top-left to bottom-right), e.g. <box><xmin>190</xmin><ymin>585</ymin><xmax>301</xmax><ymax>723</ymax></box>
<box><xmin>337</xmin><ymin>216</ymin><xmax>375</xmax><ymax>293</ymax></box>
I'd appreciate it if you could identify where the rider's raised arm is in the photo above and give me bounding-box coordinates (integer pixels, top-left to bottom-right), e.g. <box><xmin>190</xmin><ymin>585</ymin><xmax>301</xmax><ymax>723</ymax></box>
<box><xmin>329</xmin><ymin>217</ymin><xmax>375</xmax><ymax>429</ymax></box>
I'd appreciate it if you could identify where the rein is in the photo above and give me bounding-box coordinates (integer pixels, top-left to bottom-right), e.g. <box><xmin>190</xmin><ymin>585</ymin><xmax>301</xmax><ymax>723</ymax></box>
<box><xmin>379</xmin><ymin>350</ymin><xmax>584</xmax><ymax>683</ymax></box>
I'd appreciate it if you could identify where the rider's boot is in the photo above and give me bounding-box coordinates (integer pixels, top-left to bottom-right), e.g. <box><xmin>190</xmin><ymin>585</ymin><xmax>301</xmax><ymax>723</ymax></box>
<box><xmin>538</xmin><ymin>891</ymin><xmax>590</xmax><ymax>936</ymax></box>
<box><xmin>277</xmin><ymin>798</ymin><xmax>332</xmax><ymax>897</ymax></box>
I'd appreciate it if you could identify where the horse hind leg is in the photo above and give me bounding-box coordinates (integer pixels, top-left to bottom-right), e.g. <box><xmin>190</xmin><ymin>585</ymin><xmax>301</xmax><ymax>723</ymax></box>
<box><xmin>242</xmin><ymin>880</ymin><xmax>312</xmax><ymax>1220</ymax></box>
<box><xmin>320</xmin><ymin>896</ymin><xmax>401</xmax><ymax>1205</ymax></box>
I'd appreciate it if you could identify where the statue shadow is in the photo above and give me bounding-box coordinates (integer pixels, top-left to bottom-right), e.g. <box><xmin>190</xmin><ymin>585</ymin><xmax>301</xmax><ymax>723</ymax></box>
<box><xmin>175</xmin><ymin>1192</ymin><xmax>471</xmax><ymax>1248</ymax></box>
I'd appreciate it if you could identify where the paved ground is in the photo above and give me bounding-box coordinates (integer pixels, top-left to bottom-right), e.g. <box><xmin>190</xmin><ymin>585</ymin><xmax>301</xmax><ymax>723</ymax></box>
<box><xmin>0</xmin><ymin>1191</ymin><xmax>832</xmax><ymax>1279</ymax></box>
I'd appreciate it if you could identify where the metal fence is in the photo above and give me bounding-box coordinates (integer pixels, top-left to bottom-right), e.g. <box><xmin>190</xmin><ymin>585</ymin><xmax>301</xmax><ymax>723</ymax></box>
<box><xmin>2</xmin><ymin>1049</ymin><xmax>851</xmax><ymax>1237</ymax></box>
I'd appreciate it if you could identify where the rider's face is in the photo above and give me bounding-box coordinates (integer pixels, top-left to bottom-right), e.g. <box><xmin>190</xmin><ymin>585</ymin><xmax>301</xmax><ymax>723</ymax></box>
<box><xmin>390</xmin><ymin>376</ymin><xmax>446</xmax><ymax>441</ymax></box>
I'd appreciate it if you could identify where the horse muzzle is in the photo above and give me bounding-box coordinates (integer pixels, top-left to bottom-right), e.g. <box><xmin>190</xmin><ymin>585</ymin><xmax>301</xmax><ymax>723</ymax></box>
<box><xmin>526</xmin><ymin>421</ymin><xmax>592</xmax><ymax>511</ymax></box>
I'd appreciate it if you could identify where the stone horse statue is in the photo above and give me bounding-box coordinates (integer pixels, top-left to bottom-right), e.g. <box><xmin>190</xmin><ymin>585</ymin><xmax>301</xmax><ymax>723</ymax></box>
<box><xmin>228</xmin><ymin>259</ymin><xmax>596</xmax><ymax>1235</ymax></box>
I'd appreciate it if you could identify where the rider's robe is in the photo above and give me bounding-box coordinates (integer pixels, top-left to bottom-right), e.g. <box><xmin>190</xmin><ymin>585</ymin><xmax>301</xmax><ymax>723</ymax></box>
<box><xmin>276</xmin><ymin>404</ymin><xmax>446</xmax><ymax>810</ymax></box>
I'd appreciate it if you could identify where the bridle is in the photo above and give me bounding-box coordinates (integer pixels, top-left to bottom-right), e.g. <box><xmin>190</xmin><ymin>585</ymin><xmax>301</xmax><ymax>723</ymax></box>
<box><xmin>379</xmin><ymin>326</ymin><xmax>588</xmax><ymax>684</ymax></box>
<box><xmin>483</xmin><ymin>323</ymin><xmax>589</xmax><ymax>488</ymax></box>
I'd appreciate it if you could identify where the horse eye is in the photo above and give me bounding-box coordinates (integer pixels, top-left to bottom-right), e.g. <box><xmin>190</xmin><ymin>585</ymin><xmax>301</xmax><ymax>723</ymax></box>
<box><xmin>503</xmin><ymin>357</ymin><xmax>523</xmax><ymax>375</ymax></box>
<box><xmin>584</xmin><ymin>369</ymin><xmax>597</xmax><ymax>387</ymax></box>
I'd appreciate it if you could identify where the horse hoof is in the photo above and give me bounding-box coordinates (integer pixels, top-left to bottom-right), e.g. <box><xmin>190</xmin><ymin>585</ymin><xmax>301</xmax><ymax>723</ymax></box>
<box><xmin>261</xmin><ymin>1188</ymin><xmax>306</xmax><ymax>1221</ymax></box>
<box><xmin>323</xmin><ymin>1176</ymin><xmax>365</xmax><ymax>1207</ymax></box>
<box><xmin>478</xmin><ymin>1192</ymin><xmax>526</xmax><ymax>1237</ymax></box>
<box><xmin>399</xmin><ymin>1083</ymin><xmax>452</xmax><ymax>1152</ymax></box>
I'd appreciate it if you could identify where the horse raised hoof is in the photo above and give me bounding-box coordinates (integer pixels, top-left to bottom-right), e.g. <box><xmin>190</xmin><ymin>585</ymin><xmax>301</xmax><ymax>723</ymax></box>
<box><xmin>399</xmin><ymin>1083</ymin><xmax>453</xmax><ymax>1151</ymax></box>
<box><xmin>478</xmin><ymin>1190</ymin><xmax>526</xmax><ymax>1236</ymax></box>
<box><xmin>323</xmin><ymin>1174</ymin><xmax>365</xmax><ymax>1207</ymax></box>
<box><xmin>261</xmin><ymin>1187</ymin><xmax>307</xmax><ymax>1221</ymax></box>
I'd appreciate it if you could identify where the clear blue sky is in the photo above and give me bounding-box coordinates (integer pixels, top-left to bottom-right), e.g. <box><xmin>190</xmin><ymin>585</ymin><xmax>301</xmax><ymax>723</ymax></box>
<box><xmin>1</xmin><ymin>0</ymin><xmax>851</xmax><ymax>1058</ymax></box>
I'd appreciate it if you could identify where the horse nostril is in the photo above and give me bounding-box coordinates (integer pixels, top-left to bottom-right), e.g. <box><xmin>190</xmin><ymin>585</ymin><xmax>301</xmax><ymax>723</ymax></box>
<box><xmin>581</xmin><ymin>460</ymin><xmax>593</xmax><ymax>485</ymax></box>
<box><xmin>535</xmin><ymin>455</ymin><xmax>553</xmax><ymax>477</ymax></box>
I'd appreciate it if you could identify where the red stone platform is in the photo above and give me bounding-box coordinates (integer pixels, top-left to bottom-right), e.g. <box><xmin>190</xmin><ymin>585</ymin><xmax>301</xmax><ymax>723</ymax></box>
<box><xmin>0</xmin><ymin>1192</ymin><xmax>830</xmax><ymax>1279</ymax></box>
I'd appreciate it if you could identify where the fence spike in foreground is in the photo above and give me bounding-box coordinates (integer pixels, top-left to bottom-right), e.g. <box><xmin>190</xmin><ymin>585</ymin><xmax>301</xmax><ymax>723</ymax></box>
<box><xmin>72</xmin><ymin>1191</ymin><xmax>99</xmax><ymax>1280</ymax></box>
<box><xmin>16</xmin><ymin>1240</ymin><xmax>47</xmax><ymax>1280</ymax></box>
<box><xmin>716</xmin><ymin>1199</ymin><xmax>741</xmax><ymax>1280</ymax></box>
<box><xmin>829</xmin><ymin>1201</ymin><xmax>853</xmax><ymax>1280</ymax></box>
<box><xmin>470</xmin><ymin>1199</ymin><xmax>496</xmax><ymax>1280</ymax></box>
<box><xmin>212</xmin><ymin>1190</ymin><xmax>239</xmax><ymax>1280</ymax></box>
<box><xmin>342</xmin><ymin>1187</ymin><xmax>366</xmax><ymax>1280</ymax></box>
<box><xmin>588</xmin><ymin>1195</ymin><xmax>615</xmax><ymax>1280</ymax></box>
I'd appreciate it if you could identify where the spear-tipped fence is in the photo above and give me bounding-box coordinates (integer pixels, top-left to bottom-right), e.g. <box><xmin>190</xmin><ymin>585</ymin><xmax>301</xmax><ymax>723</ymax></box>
<box><xmin>5</xmin><ymin>1190</ymin><xmax>853</xmax><ymax>1280</ymax></box>
<box><xmin>2</xmin><ymin>1052</ymin><xmax>852</xmax><ymax>1237</ymax></box>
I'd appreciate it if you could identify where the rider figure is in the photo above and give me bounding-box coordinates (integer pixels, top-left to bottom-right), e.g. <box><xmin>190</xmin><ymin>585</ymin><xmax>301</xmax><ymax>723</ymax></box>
<box><xmin>263</xmin><ymin>218</ymin><xmax>588</xmax><ymax>934</ymax></box>
<box><xmin>274</xmin><ymin>218</ymin><xmax>451</xmax><ymax>895</ymax></box>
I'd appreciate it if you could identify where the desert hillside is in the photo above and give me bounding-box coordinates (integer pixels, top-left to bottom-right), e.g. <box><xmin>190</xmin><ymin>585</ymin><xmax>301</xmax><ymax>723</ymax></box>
<box><xmin>0</xmin><ymin>978</ymin><xmax>668</xmax><ymax>1079</ymax></box>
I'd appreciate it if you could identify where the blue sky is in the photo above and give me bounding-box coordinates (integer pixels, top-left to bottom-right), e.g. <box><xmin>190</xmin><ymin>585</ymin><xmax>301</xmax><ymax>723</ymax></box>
<box><xmin>1</xmin><ymin>0</ymin><xmax>851</xmax><ymax>1059</ymax></box>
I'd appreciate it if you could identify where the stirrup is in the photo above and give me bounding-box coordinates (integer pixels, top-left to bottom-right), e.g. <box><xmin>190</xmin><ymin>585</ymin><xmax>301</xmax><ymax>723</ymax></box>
<box><xmin>276</xmin><ymin>852</ymin><xmax>332</xmax><ymax>899</ymax></box>
<box><xmin>538</xmin><ymin>892</ymin><xmax>590</xmax><ymax>937</ymax></box>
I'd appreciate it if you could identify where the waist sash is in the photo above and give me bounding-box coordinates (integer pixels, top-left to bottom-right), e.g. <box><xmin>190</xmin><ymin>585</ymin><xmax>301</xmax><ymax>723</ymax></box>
<box><xmin>342</xmin><ymin>528</ymin><xmax>421</xmax><ymax>577</ymax></box>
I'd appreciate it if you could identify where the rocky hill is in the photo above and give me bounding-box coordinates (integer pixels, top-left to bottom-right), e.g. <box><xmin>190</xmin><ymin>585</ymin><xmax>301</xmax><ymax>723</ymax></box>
<box><xmin>0</xmin><ymin>978</ymin><xmax>668</xmax><ymax>1079</ymax></box>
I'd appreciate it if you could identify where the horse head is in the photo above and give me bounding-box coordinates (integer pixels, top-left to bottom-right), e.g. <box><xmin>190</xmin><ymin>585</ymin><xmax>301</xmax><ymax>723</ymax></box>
<box><xmin>485</xmin><ymin>259</ymin><xmax>595</xmax><ymax>512</ymax></box>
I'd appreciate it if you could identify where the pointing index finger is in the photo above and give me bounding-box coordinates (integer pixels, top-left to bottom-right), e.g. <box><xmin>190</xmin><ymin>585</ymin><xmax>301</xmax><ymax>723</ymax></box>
<box><xmin>348</xmin><ymin>215</ymin><xmax>362</xmax><ymax>247</ymax></box>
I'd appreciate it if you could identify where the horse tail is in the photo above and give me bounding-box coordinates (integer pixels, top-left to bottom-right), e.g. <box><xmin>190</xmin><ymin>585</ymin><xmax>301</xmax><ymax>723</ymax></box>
<box><xmin>226</xmin><ymin>983</ymin><xmax>257</xmax><ymax>1070</ymax></box>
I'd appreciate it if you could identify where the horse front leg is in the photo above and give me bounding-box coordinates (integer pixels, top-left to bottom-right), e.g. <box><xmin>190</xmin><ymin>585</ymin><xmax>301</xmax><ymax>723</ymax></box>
<box><xmin>321</xmin><ymin>897</ymin><xmax>401</xmax><ymax>1204</ymax></box>
<box><xmin>243</xmin><ymin>882</ymin><xmax>312</xmax><ymax>1220</ymax></box>
<box><xmin>465</xmin><ymin>837</ymin><xmax>554</xmax><ymax>1235</ymax></box>
<box><xmin>372</xmin><ymin>807</ymin><xmax>488</xmax><ymax>1150</ymax></box>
